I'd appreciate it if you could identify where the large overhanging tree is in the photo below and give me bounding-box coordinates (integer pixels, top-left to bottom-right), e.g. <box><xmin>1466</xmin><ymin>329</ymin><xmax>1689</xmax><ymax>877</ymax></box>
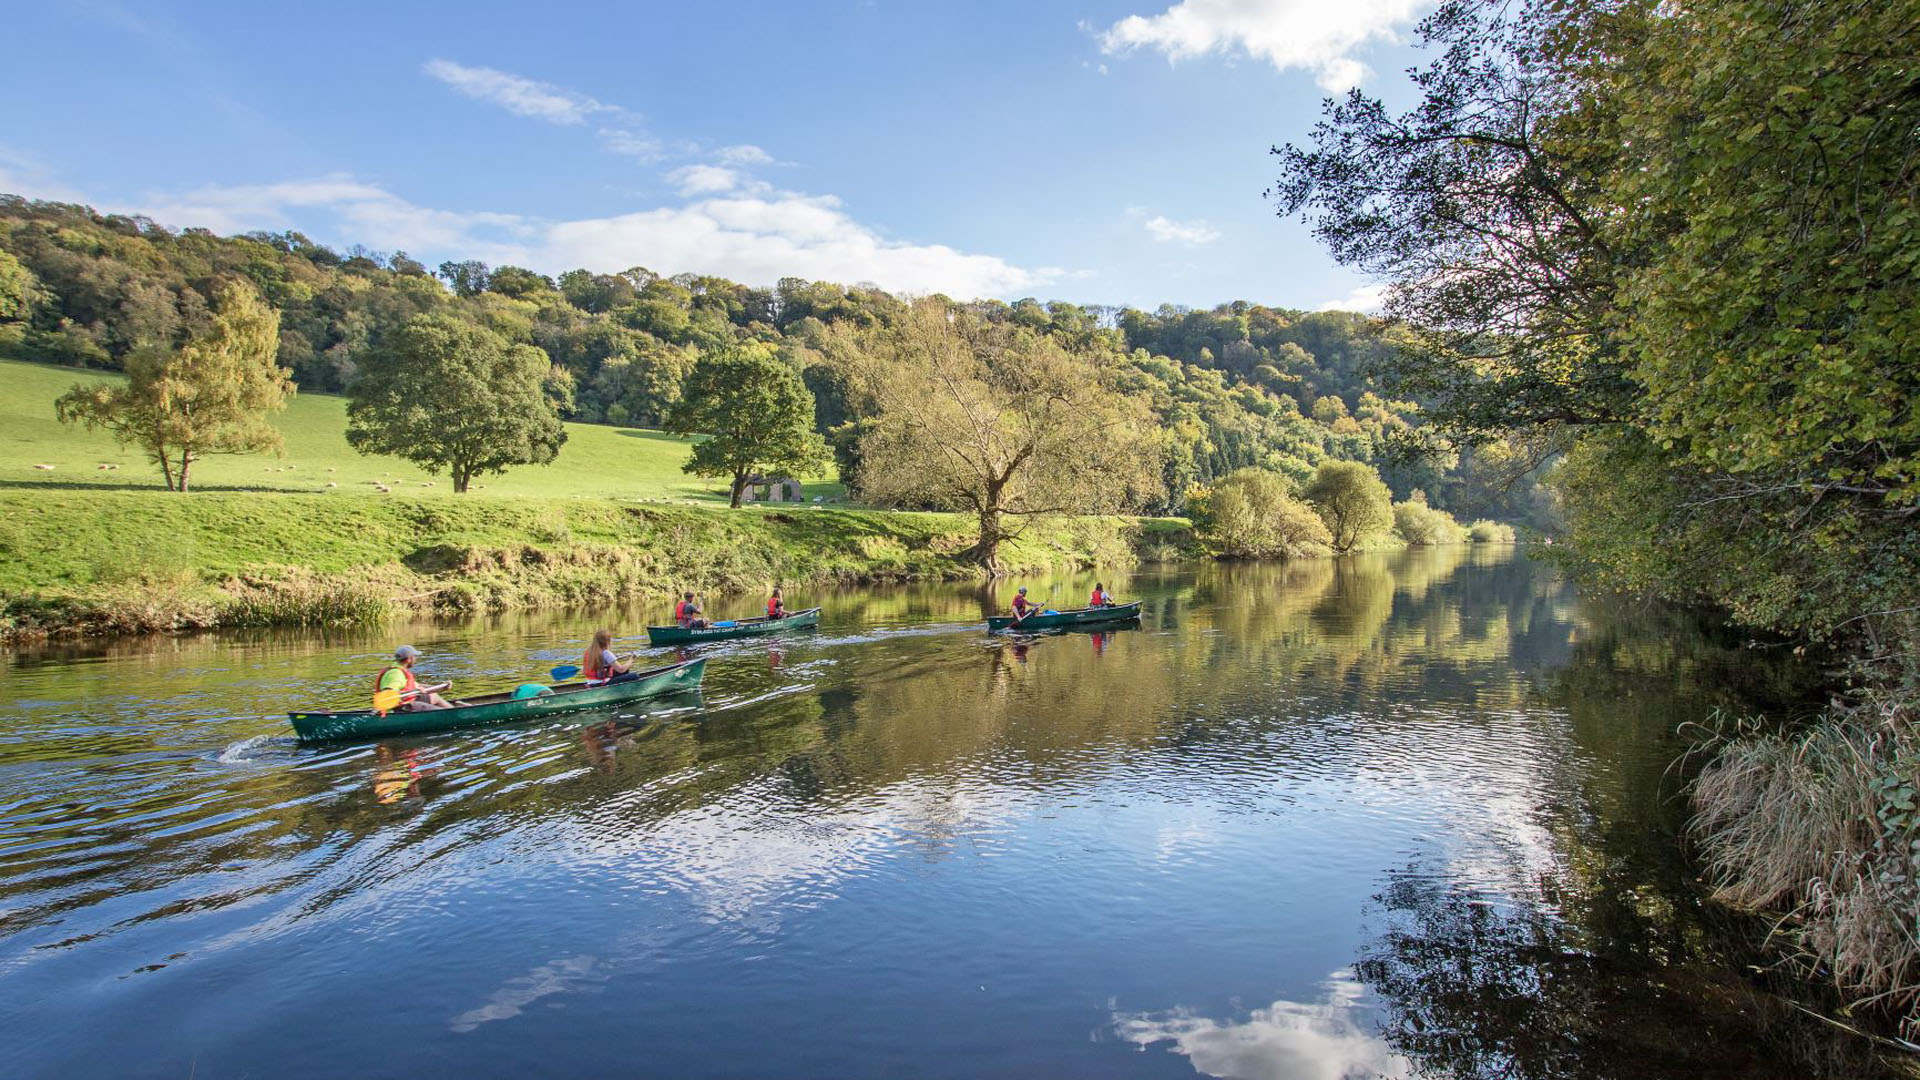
<box><xmin>845</xmin><ymin>300</ymin><xmax>1161</xmax><ymax>572</ymax></box>
<box><xmin>1271</xmin><ymin>0</ymin><xmax>1920</xmax><ymax>636</ymax></box>
<box><xmin>55</xmin><ymin>280</ymin><xmax>292</xmax><ymax>492</ymax></box>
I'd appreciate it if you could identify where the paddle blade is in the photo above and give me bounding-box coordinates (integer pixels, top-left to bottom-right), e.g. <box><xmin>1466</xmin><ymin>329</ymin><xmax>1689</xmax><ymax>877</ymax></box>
<box><xmin>549</xmin><ymin>665</ymin><xmax>582</xmax><ymax>682</ymax></box>
<box><xmin>371</xmin><ymin>688</ymin><xmax>401</xmax><ymax>713</ymax></box>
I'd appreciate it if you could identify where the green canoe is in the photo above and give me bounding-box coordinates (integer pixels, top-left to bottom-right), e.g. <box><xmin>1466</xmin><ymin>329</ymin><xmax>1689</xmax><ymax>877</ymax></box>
<box><xmin>645</xmin><ymin>606</ymin><xmax>821</xmax><ymax>646</ymax></box>
<box><xmin>987</xmin><ymin>601</ymin><xmax>1142</xmax><ymax>633</ymax></box>
<box><xmin>289</xmin><ymin>657</ymin><xmax>707</xmax><ymax>742</ymax></box>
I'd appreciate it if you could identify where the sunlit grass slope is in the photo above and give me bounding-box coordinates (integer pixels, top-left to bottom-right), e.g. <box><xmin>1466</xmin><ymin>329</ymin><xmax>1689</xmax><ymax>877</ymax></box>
<box><xmin>0</xmin><ymin>359</ymin><xmax>844</xmax><ymax>503</ymax></box>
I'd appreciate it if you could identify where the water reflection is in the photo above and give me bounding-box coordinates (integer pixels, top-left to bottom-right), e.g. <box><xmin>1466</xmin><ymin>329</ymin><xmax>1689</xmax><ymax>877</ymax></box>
<box><xmin>0</xmin><ymin>549</ymin><xmax>1892</xmax><ymax>1079</ymax></box>
<box><xmin>1115</xmin><ymin>971</ymin><xmax>1411</xmax><ymax>1080</ymax></box>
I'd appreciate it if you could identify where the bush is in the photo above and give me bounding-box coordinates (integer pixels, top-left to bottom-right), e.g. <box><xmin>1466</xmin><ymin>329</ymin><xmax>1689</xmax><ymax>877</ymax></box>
<box><xmin>1191</xmin><ymin>468</ymin><xmax>1332</xmax><ymax>559</ymax></box>
<box><xmin>1392</xmin><ymin>490</ymin><xmax>1467</xmax><ymax>545</ymax></box>
<box><xmin>1467</xmin><ymin>519</ymin><xmax>1517</xmax><ymax>543</ymax></box>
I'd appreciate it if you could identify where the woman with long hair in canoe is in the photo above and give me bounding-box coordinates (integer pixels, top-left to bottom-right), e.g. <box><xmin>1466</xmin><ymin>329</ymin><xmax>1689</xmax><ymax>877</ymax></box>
<box><xmin>583</xmin><ymin>629</ymin><xmax>638</xmax><ymax>686</ymax></box>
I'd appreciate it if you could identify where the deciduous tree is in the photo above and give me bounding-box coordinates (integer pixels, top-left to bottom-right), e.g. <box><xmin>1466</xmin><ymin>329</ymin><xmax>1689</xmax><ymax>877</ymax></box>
<box><xmin>846</xmin><ymin>300</ymin><xmax>1161</xmax><ymax>571</ymax></box>
<box><xmin>345</xmin><ymin>314</ymin><xmax>566</xmax><ymax>492</ymax></box>
<box><xmin>1304</xmin><ymin>460</ymin><xmax>1394</xmax><ymax>553</ymax></box>
<box><xmin>54</xmin><ymin>280</ymin><xmax>291</xmax><ymax>491</ymax></box>
<box><xmin>663</xmin><ymin>343</ymin><xmax>830</xmax><ymax>508</ymax></box>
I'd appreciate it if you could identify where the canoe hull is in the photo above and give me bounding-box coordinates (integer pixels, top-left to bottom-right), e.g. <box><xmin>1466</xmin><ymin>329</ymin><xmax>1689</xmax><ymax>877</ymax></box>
<box><xmin>987</xmin><ymin>601</ymin><xmax>1142</xmax><ymax>633</ymax></box>
<box><xmin>646</xmin><ymin>606</ymin><xmax>821</xmax><ymax>646</ymax></box>
<box><xmin>289</xmin><ymin>658</ymin><xmax>707</xmax><ymax>742</ymax></box>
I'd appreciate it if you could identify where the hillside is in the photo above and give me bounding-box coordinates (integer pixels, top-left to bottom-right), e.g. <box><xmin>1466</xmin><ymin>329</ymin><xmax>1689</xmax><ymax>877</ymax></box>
<box><xmin>0</xmin><ymin>359</ymin><xmax>843</xmax><ymax>503</ymax></box>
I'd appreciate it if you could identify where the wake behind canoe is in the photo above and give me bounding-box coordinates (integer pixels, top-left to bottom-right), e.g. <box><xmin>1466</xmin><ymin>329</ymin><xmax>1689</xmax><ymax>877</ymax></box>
<box><xmin>987</xmin><ymin>601</ymin><xmax>1142</xmax><ymax>633</ymax></box>
<box><xmin>289</xmin><ymin>657</ymin><xmax>708</xmax><ymax>742</ymax></box>
<box><xmin>646</xmin><ymin>606</ymin><xmax>822</xmax><ymax>646</ymax></box>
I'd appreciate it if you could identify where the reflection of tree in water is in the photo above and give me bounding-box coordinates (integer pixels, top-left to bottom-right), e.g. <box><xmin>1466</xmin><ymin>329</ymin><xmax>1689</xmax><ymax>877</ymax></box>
<box><xmin>1355</xmin><ymin>871</ymin><xmax>1904</xmax><ymax>1080</ymax></box>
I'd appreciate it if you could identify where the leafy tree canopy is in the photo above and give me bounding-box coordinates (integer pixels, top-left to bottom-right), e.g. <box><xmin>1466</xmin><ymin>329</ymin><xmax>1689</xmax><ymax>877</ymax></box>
<box><xmin>663</xmin><ymin>343</ymin><xmax>831</xmax><ymax>507</ymax></box>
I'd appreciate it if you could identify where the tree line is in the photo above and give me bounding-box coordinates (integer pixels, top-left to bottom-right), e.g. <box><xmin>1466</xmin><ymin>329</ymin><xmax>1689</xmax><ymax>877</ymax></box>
<box><xmin>0</xmin><ymin>195</ymin><xmax>1558</xmax><ymax>568</ymax></box>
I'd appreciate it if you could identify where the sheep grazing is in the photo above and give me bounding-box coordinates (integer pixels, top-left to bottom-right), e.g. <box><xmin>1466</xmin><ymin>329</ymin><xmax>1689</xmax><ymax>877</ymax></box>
<box><xmin>32</xmin><ymin>464</ymin><xmax>54</xmax><ymax>470</ymax></box>
<box><xmin>326</xmin><ymin>481</ymin><xmax>338</xmax><ymax>488</ymax></box>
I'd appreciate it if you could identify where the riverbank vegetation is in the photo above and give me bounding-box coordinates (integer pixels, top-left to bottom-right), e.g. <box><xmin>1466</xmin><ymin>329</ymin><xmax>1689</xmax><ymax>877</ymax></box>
<box><xmin>0</xmin><ymin>489</ymin><xmax>1192</xmax><ymax>641</ymax></box>
<box><xmin>1277</xmin><ymin>0</ymin><xmax>1920</xmax><ymax>1034</ymax></box>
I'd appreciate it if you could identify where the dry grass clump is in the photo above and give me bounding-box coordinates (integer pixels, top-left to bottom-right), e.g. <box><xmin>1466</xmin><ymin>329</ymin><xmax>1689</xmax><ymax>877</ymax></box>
<box><xmin>1689</xmin><ymin>665</ymin><xmax>1920</xmax><ymax>1037</ymax></box>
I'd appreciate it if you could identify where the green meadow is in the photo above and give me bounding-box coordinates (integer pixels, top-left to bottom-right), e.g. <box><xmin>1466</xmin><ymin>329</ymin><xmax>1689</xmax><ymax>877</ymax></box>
<box><xmin>0</xmin><ymin>359</ymin><xmax>844</xmax><ymax>503</ymax></box>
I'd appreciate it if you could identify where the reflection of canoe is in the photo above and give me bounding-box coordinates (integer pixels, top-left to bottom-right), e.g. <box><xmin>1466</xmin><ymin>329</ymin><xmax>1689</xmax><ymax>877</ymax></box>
<box><xmin>646</xmin><ymin>606</ymin><xmax>821</xmax><ymax>646</ymax></box>
<box><xmin>988</xmin><ymin>601</ymin><xmax>1142</xmax><ymax>633</ymax></box>
<box><xmin>289</xmin><ymin>658</ymin><xmax>708</xmax><ymax>742</ymax></box>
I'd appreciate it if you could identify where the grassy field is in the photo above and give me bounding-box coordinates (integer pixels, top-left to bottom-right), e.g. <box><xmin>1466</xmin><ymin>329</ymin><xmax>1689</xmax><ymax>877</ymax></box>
<box><xmin>0</xmin><ymin>359</ymin><xmax>844</xmax><ymax>503</ymax></box>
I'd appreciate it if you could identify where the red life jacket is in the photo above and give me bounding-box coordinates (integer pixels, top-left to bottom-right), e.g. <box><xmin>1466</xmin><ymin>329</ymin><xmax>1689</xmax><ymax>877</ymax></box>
<box><xmin>1013</xmin><ymin>595</ymin><xmax>1033</xmax><ymax>614</ymax></box>
<box><xmin>767</xmin><ymin>596</ymin><xmax>782</xmax><ymax>617</ymax></box>
<box><xmin>1090</xmin><ymin>589</ymin><xmax>1106</xmax><ymax>606</ymax></box>
<box><xmin>584</xmin><ymin>647</ymin><xmax>613</xmax><ymax>684</ymax></box>
<box><xmin>675</xmin><ymin>600</ymin><xmax>691</xmax><ymax>625</ymax></box>
<box><xmin>373</xmin><ymin>665</ymin><xmax>418</xmax><ymax>709</ymax></box>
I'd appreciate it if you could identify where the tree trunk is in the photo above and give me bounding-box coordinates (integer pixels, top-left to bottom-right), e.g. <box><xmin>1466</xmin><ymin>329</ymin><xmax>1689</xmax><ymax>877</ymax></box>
<box><xmin>177</xmin><ymin>449</ymin><xmax>193</xmax><ymax>493</ymax></box>
<box><xmin>453</xmin><ymin>465</ymin><xmax>469</xmax><ymax>494</ymax></box>
<box><xmin>729</xmin><ymin>472</ymin><xmax>747</xmax><ymax>509</ymax></box>
<box><xmin>157</xmin><ymin>443</ymin><xmax>176</xmax><ymax>492</ymax></box>
<box><xmin>973</xmin><ymin>506</ymin><xmax>1004</xmax><ymax>575</ymax></box>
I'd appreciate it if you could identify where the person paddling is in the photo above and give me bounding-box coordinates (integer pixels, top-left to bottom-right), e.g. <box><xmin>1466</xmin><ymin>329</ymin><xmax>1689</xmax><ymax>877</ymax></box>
<box><xmin>376</xmin><ymin>646</ymin><xmax>454</xmax><ymax>712</ymax></box>
<box><xmin>1010</xmin><ymin>586</ymin><xmax>1039</xmax><ymax>625</ymax></box>
<box><xmin>767</xmin><ymin>586</ymin><xmax>788</xmax><ymax>619</ymax></box>
<box><xmin>583</xmin><ymin>629</ymin><xmax>637</xmax><ymax>686</ymax></box>
<box><xmin>675</xmin><ymin>591</ymin><xmax>709</xmax><ymax>629</ymax></box>
<box><xmin>1090</xmin><ymin>582</ymin><xmax>1111</xmax><ymax>607</ymax></box>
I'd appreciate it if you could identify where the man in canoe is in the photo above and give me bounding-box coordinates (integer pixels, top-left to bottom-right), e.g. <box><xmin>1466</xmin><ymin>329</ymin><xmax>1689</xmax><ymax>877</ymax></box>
<box><xmin>767</xmin><ymin>586</ymin><xmax>787</xmax><ymax>619</ymax></box>
<box><xmin>583</xmin><ymin>629</ymin><xmax>638</xmax><ymax>686</ymax></box>
<box><xmin>1010</xmin><ymin>586</ymin><xmax>1039</xmax><ymax>625</ymax></box>
<box><xmin>1090</xmin><ymin>582</ymin><xmax>1112</xmax><ymax>607</ymax></box>
<box><xmin>675</xmin><ymin>591</ymin><xmax>709</xmax><ymax>630</ymax></box>
<box><xmin>377</xmin><ymin>646</ymin><xmax>454</xmax><ymax>711</ymax></box>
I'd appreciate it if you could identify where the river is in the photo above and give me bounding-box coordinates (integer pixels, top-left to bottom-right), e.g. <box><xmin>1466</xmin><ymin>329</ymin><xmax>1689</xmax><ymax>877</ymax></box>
<box><xmin>0</xmin><ymin>547</ymin><xmax>1896</xmax><ymax>1078</ymax></box>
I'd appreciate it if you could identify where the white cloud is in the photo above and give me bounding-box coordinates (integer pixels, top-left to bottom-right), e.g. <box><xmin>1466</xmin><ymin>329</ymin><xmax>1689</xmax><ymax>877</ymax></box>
<box><xmin>1098</xmin><ymin>0</ymin><xmax>1429</xmax><ymax>90</ymax></box>
<box><xmin>1316</xmin><ymin>282</ymin><xmax>1388</xmax><ymax>312</ymax></box>
<box><xmin>715</xmin><ymin>144</ymin><xmax>774</xmax><ymax>166</ymax></box>
<box><xmin>667</xmin><ymin>164</ymin><xmax>743</xmax><ymax>196</ymax></box>
<box><xmin>537</xmin><ymin>193</ymin><xmax>1043</xmax><ymax>296</ymax></box>
<box><xmin>41</xmin><ymin>171</ymin><xmax>1042</xmax><ymax>299</ymax></box>
<box><xmin>423</xmin><ymin>59</ymin><xmax>613</xmax><ymax>124</ymax></box>
<box><xmin>598</xmin><ymin>128</ymin><xmax>665</xmax><ymax>161</ymax></box>
<box><xmin>1143</xmin><ymin>214</ymin><xmax>1220</xmax><ymax>246</ymax></box>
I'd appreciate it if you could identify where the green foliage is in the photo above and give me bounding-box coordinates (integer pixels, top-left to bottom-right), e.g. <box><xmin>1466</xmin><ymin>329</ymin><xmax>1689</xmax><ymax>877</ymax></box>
<box><xmin>1190</xmin><ymin>467</ymin><xmax>1332</xmax><ymax>559</ymax></box>
<box><xmin>664</xmin><ymin>343</ymin><xmax>830</xmax><ymax>508</ymax></box>
<box><xmin>346</xmin><ymin>314</ymin><xmax>566</xmax><ymax>493</ymax></box>
<box><xmin>1304</xmin><ymin>460</ymin><xmax>1394</xmax><ymax>553</ymax></box>
<box><xmin>54</xmin><ymin>281</ymin><xmax>291</xmax><ymax>491</ymax></box>
<box><xmin>0</xmin><ymin>247</ymin><xmax>43</xmax><ymax>323</ymax></box>
<box><xmin>1392</xmin><ymin>490</ymin><xmax>1466</xmax><ymax>546</ymax></box>
<box><xmin>1466</xmin><ymin>520</ymin><xmax>1516</xmax><ymax>544</ymax></box>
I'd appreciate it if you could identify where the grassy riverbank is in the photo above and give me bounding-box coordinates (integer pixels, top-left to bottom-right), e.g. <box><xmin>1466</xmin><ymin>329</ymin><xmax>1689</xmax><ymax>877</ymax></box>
<box><xmin>0</xmin><ymin>489</ymin><xmax>1195</xmax><ymax>642</ymax></box>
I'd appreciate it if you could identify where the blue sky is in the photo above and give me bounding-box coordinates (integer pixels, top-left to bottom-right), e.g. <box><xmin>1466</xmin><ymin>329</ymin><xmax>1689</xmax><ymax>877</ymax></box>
<box><xmin>0</xmin><ymin>0</ymin><xmax>1431</xmax><ymax>310</ymax></box>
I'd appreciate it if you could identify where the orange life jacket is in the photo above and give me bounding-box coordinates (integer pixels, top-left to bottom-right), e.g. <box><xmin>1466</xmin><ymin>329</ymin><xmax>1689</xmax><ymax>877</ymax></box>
<box><xmin>675</xmin><ymin>600</ymin><xmax>695</xmax><ymax>626</ymax></box>
<box><xmin>374</xmin><ymin>665</ymin><xmax>418</xmax><ymax>709</ymax></box>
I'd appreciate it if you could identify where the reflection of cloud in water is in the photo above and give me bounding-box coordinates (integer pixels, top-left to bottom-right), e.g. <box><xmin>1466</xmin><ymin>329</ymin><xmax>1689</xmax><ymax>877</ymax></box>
<box><xmin>449</xmin><ymin>954</ymin><xmax>599</xmax><ymax>1032</ymax></box>
<box><xmin>1115</xmin><ymin>971</ymin><xmax>1411</xmax><ymax>1080</ymax></box>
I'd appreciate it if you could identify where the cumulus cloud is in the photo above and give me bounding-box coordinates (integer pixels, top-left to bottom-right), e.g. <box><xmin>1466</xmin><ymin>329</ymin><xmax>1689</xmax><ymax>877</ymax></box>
<box><xmin>423</xmin><ymin>58</ymin><xmax>613</xmax><ymax>124</ymax></box>
<box><xmin>1143</xmin><ymin>214</ymin><xmax>1220</xmax><ymax>246</ymax></box>
<box><xmin>715</xmin><ymin>144</ymin><xmax>774</xmax><ymax>166</ymax></box>
<box><xmin>1098</xmin><ymin>0</ymin><xmax>1428</xmax><ymax>90</ymax></box>
<box><xmin>46</xmin><ymin>171</ymin><xmax>1041</xmax><ymax>299</ymax></box>
<box><xmin>668</xmin><ymin>164</ymin><xmax>743</xmax><ymax>196</ymax></box>
<box><xmin>1316</xmin><ymin>282</ymin><xmax>1389</xmax><ymax>312</ymax></box>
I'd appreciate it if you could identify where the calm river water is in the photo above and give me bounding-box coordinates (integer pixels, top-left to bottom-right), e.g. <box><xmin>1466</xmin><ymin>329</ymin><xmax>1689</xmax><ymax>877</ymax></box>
<box><xmin>0</xmin><ymin>548</ymin><xmax>1896</xmax><ymax>1078</ymax></box>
